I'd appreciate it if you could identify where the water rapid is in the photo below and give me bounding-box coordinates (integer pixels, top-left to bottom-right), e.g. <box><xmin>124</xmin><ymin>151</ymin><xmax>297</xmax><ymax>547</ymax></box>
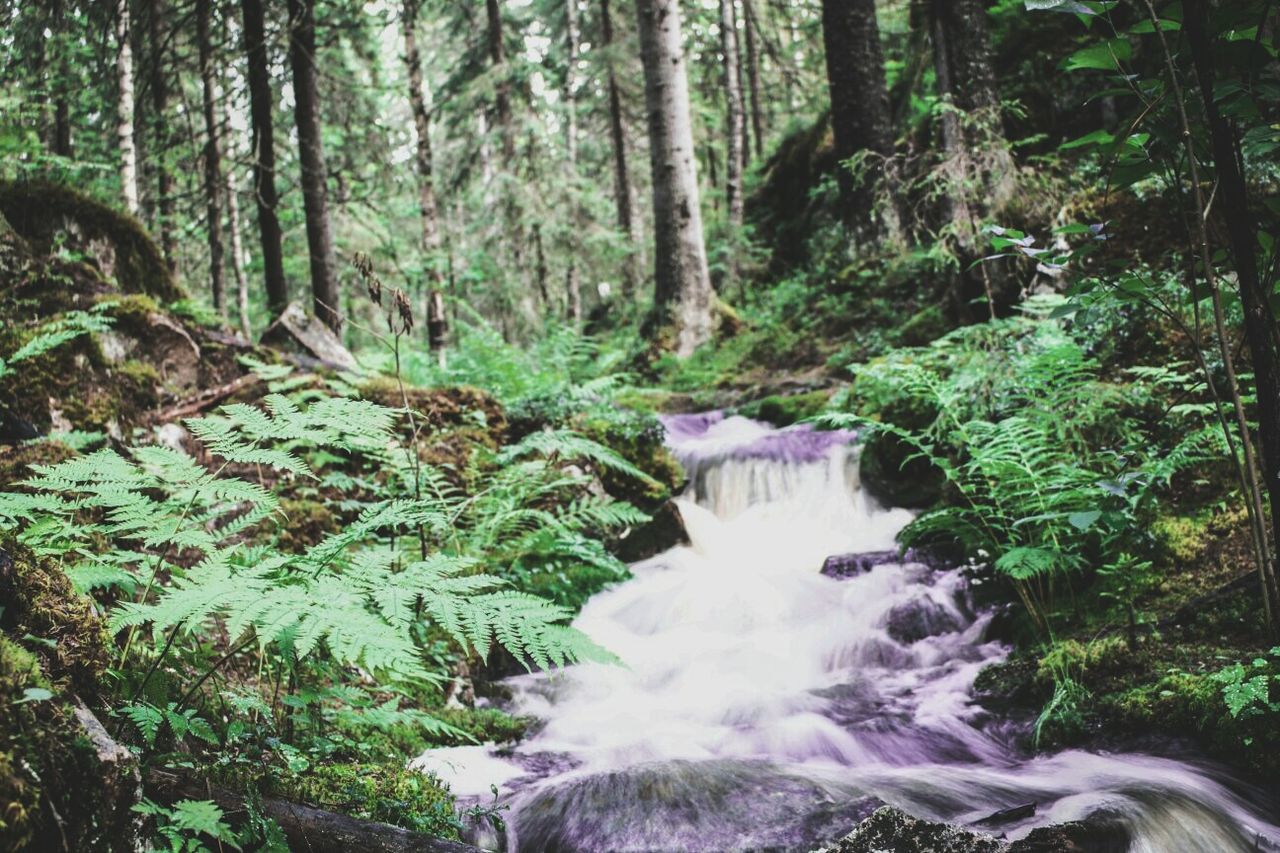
<box><xmin>415</xmin><ymin>412</ymin><xmax>1280</xmax><ymax>852</ymax></box>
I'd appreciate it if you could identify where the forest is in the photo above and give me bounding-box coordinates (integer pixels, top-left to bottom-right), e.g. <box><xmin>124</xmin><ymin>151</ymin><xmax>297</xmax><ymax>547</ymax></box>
<box><xmin>0</xmin><ymin>0</ymin><xmax>1279</xmax><ymax>849</ymax></box>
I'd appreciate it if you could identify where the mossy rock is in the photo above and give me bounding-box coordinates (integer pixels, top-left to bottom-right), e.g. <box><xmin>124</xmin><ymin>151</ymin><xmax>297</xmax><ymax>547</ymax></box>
<box><xmin>0</xmin><ymin>532</ymin><xmax>110</xmax><ymax>696</ymax></box>
<box><xmin>737</xmin><ymin>390</ymin><xmax>831</xmax><ymax>427</ymax></box>
<box><xmin>268</xmin><ymin>762</ymin><xmax>459</xmax><ymax>839</ymax></box>
<box><xmin>858</xmin><ymin>429</ymin><xmax>943</xmax><ymax>510</ymax></box>
<box><xmin>360</xmin><ymin>380</ymin><xmax>508</xmax><ymax>447</ymax></box>
<box><xmin>0</xmin><ymin>537</ymin><xmax>137</xmax><ymax>851</ymax></box>
<box><xmin>0</xmin><ymin>180</ymin><xmax>182</xmax><ymax>303</ymax></box>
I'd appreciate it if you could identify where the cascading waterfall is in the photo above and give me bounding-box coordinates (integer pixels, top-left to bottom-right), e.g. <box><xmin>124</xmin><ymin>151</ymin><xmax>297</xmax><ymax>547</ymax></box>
<box><xmin>415</xmin><ymin>412</ymin><xmax>1280</xmax><ymax>852</ymax></box>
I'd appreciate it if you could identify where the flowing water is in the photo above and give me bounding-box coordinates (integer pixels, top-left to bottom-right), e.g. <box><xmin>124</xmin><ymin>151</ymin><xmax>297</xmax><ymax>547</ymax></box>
<box><xmin>416</xmin><ymin>412</ymin><xmax>1280</xmax><ymax>852</ymax></box>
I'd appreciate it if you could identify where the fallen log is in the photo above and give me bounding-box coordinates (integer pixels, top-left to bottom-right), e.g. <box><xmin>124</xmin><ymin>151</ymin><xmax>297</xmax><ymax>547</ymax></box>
<box><xmin>146</xmin><ymin>373</ymin><xmax>264</xmax><ymax>425</ymax></box>
<box><xmin>145</xmin><ymin>769</ymin><xmax>482</xmax><ymax>853</ymax></box>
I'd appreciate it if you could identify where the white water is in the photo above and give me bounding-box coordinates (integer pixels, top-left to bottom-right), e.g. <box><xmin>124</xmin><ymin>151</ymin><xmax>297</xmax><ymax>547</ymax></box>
<box><xmin>415</xmin><ymin>413</ymin><xmax>1280</xmax><ymax>852</ymax></box>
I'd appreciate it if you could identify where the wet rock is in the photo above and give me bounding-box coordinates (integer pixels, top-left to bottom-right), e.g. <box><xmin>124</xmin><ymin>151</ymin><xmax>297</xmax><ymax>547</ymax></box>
<box><xmin>615</xmin><ymin>499</ymin><xmax>690</xmax><ymax>562</ymax></box>
<box><xmin>1008</xmin><ymin>817</ymin><xmax>1130</xmax><ymax>852</ymax></box>
<box><xmin>858</xmin><ymin>429</ymin><xmax>944</xmax><ymax>510</ymax></box>
<box><xmin>886</xmin><ymin>596</ymin><xmax>963</xmax><ymax>643</ymax></box>
<box><xmin>970</xmin><ymin>659</ymin><xmax>1045</xmax><ymax>715</ymax></box>
<box><xmin>974</xmin><ymin>802</ymin><xmax>1036</xmax><ymax>827</ymax></box>
<box><xmin>815</xmin><ymin>806</ymin><xmax>1006</xmax><ymax>853</ymax></box>
<box><xmin>821</xmin><ymin>550</ymin><xmax>902</xmax><ymax>579</ymax></box>
<box><xmin>512</xmin><ymin>759</ymin><xmax>881</xmax><ymax>852</ymax></box>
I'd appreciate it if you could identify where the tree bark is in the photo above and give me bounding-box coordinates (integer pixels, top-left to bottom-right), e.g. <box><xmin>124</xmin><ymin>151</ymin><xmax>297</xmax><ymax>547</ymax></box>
<box><xmin>1185</xmin><ymin>0</ymin><xmax>1280</xmax><ymax>622</ymax></box>
<box><xmin>742</xmin><ymin>0</ymin><xmax>765</xmax><ymax>160</ymax></box>
<box><xmin>486</xmin><ymin>0</ymin><xmax>516</xmax><ymax>166</ymax></box>
<box><xmin>114</xmin><ymin>0</ymin><xmax>141</xmax><ymax>215</ymax></box>
<box><xmin>288</xmin><ymin>0</ymin><xmax>342</xmax><ymax>332</ymax></box>
<box><xmin>197</xmin><ymin>0</ymin><xmax>227</xmax><ymax>318</ymax></box>
<box><xmin>48</xmin><ymin>0</ymin><xmax>73</xmax><ymax>157</ymax></box>
<box><xmin>225</xmin><ymin>165</ymin><xmax>253</xmax><ymax>339</ymax></box>
<box><xmin>819</xmin><ymin>0</ymin><xmax>894</xmax><ymax>236</ymax></box>
<box><xmin>720</xmin><ymin>0</ymin><xmax>746</xmax><ymax>234</ymax></box>
<box><xmin>402</xmin><ymin>0</ymin><xmax>446</xmax><ymax>356</ymax></box>
<box><xmin>241</xmin><ymin>0</ymin><xmax>289</xmax><ymax>318</ymax></box>
<box><xmin>601</xmin><ymin>0</ymin><xmax>641</xmax><ymax>296</ymax></box>
<box><xmin>564</xmin><ymin>0</ymin><xmax>583</xmax><ymax>325</ymax></box>
<box><xmin>635</xmin><ymin>0</ymin><xmax>715</xmax><ymax>355</ymax></box>
<box><xmin>146</xmin><ymin>0</ymin><xmax>177</xmax><ymax>272</ymax></box>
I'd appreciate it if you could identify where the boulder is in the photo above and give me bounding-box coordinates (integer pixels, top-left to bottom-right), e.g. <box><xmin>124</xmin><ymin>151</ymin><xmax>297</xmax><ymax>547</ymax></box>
<box><xmin>815</xmin><ymin>806</ymin><xmax>1006</xmax><ymax>853</ymax></box>
<box><xmin>886</xmin><ymin>596</ymin><xmax>964</xmax><ymax>644</ymax></box>
<box><xmin>0</xmin><ymin>180</ymin><xmax>182</xmax><ymax>302</ymax></box>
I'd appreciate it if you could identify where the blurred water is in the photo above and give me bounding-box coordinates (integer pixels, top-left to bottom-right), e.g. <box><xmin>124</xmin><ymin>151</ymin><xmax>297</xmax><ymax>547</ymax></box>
<box><xmin>415</xmin><ymin>413</ymin><xmax>1279</xmax><ymax>852</ymax></box>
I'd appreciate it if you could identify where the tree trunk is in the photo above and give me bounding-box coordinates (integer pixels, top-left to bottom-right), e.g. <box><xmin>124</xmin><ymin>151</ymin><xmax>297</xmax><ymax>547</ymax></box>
<box><xmin>241</xmin><ymin>0</ymin><xmax>289</xmax><ymax>318</ymax></box>
<box><xmin>819</xmin><ymin>0</ymin><xmax>894</xmax><ymax>237</ymax></box>
<box><xmin>114</xmin><ymin>0</ymin><xmax>140</xmax><ymax>215</ymax></box>
<box><xmin>288</xmin><ymin>0</ymin><xmax>342</xmax><ymax>331</ymax></box>
<box><xmin>742</xmin><ymin>0</ymin><xmax>765</xmax><ymax>160</ymax></box>
<box><xmin>402</xmin><ymin>0</ymin><xmax>447</xmax><ymax>357</ymax></box>
<box><xmin>720</xmin><ymin>0</ymin><xmax>746</xmax><ymax>234</ymax></box>
<box><xmin>601</xmin><ymin>0</ymin><xmax>641</xmax><ymax>296</ymax></box>
<box><xmin>485</xmin><ymin>0</ymin><xmax>516</xmax><ymax>165</ymax></box>
<box><xmin>146</xmin><ymin>0</ymin><xmax>177</xmax><ymax>272</ymax></box>
<box><xmin>48</xmin><ymin>0</ymin><xmax>73</xmax><ymax>158</ymax></box>
<box><xmin>634</xmin><ymin>0</ymin><xmax>714</xmax><ymax>356</ymax></box>
<box><xmin>1185</xmin><ymin>0</ymin><xmax>1280</xmax><ymax>622</ymax></box>
<box><xmin>225</xmin><ymin>166</ymin><xmax>253</xmax><ymax>339</ymax></box>
<box><xmin>197</xmin><ymin>0</ymin><xmax>227</xmax><ymax>318</ymax></box>
<box><xmin>564</xmin><ymin>0</ymin><xmax>583</xmax><ymax>326</ymax></box>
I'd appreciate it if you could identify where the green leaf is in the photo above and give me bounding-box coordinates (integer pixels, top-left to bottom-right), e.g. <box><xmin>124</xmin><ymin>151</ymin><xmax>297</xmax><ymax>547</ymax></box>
<box><xmin>15</xmin><ymin>687</ymin><xmax>54</xmax><ymax>704</ymax></box>
<box><xmin>1065</xmin><ymin>39</ymin><xmax>1133</xmax><ymax>72</ymax></box>
<box><xmin>1068</xmin><ymin>510</ymin><xmax>1102</xmax><ymax>531</ymax></box>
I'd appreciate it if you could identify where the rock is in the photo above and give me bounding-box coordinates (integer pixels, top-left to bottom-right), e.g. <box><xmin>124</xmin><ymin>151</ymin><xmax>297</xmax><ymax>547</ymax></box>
<box><xmin>513</xmin><ymin>759</ymin><xmax>882</xmax><ymax>852</ymax></box>
<box><xmin>1009</xmin><ymin>816</ymin><xmax>1129</xmax><ymax>852</ymax></box>
<box><xmin>822</xmin><ymin>550</ymin><xmax>903</xmax><ymax>578</ymax></box>
<box><xmin>858</xmin><ymin>429</ymin><xmax>943</xmax><ymax>510</ymax></box>
<box><xmin>974</xmin><ymin>802</ymin><xmax>1036</xmax><ymax>827</ymax></box>
<box><xmin>260</xmin><ymin>301</ymin><xmax>358</xmax><ymax>370</ymax></box>
<box><xmin>816</xmin><ymin>806</ymin><xmax>1006</xmax><ymax>853</ymax></box>
<box><xmin>615</xmin><ymin>499</ymin><xmax>690</xmax><ymax>562</ymax></box>
<box><xmin>0</xmin><ymin>179</ymin><xmax>182</xmax><ymax>301</ymax></box>
<box><xmin>886</xmin><ymin>596</ymin><xmax>963</xmax><ymax>643</ymax></box>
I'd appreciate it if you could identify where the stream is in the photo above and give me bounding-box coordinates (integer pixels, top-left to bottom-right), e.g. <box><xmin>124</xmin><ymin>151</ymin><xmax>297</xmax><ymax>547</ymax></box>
<box><xmin>415</xmin><ymin>412</ymin><xmax>1280</xmax><ymax>852</ymax></box>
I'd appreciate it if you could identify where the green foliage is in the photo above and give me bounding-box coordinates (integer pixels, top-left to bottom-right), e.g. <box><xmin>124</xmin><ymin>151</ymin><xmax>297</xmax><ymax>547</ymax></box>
<box><xmin>133</xmin><ymin>799</ymin><xmax>240</xmax><ymax>853</ymax></box>
<box><xmin>827</xmin><ymin>304</ymin><xmax>1223</xmax><ymax>632</ymax></box>
<box><xmin>1213</xmin><ymin>649</ymin><xmax>1280</xmax><ymax>722</ymax></box>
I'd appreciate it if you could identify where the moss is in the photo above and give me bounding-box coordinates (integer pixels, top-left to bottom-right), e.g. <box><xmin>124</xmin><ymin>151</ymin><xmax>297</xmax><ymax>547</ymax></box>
<box><xmin>0</xmin><ymin>533</ymin><xmax>110</xmax><ymax>695</ymax></box>
<box><xmin>575</xmin><ymin>412</ymin><xmax>684</xmax><ymax>506</ymax></box>
<box><xmin>269</xmin><ymin>762</ymin><xmax>459</xmax><ymax>839</ymax></box>
<box><xmin>430</xmin><ymin>706</ymin><xmax>530</xmax><ymax>746</ymax></box>
<box><xmin>0</xmin><ymin>180</ymin><xmax>182</xmax><ymax>302</ymax></box>
<box><xmin>892</xmin><ymin>304</ymin><xmax>949</xmax><ymax>347</ymax></box>
<box><xmin>0</xmin><ymin>637</ymin><xmax>45</xmax><ymax>850</ymax></box>
<box><xmin>737</xmin><ymin>390</ymin><xmax>831</xmax><ymax>427</ymax></box>
<box><xmin>0</xmin><ymin>542</ymin><xmax>134</xmax><ymax>851</ymax></box>
<box><xmin>359</xmin><ymin>379</ymin><xmax>507</xmax><ymax>446</ymax></box>
<box><xmin>275</xmin><ymin>498</ymin><xmax>340</xmax><ymax>553</ymax></box>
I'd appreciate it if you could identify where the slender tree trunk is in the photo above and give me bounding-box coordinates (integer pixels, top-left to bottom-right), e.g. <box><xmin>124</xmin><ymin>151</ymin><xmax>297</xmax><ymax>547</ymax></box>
<box><xmin>1185</xmin><ymin>0</ymin><xmax>1280</xmax><ymax>624</ymax></box>
<box><xmin>115</xmin><ymin>0</ymin><xmax>140</xmax><ymax>215</ymax></box>
<box><xmin>564</xmin><ymin>0</ymin><xmax>583</xmax><ymax>326</ymax></box>
<box><xmin>147</xmin><ymin>0</ymin><xmax>177</xmax><ymax>272</ymax></box>
<box><xmin>485</xmin><ymin>0</ymin><xmax>516</xmax><ymax>165</ymax></box>
<box><xmin>47</xmin><ymin>0</ymin><xmax>73</xmax><ymax>157</ymax></box>
<box><xmin>720</xmin><ymin>0</ymin><xmax>745</xmax><ymax>232</ymax></box>
<box><xmin>742</xmin><ymin>0</ymin><xmax>764</xmax><ymax>159</ymax></box>
<box><xmin>241</xmin><ymin>0</ymin><xmax>289</xmax><ymax>318</ymax></box>
<box><xmin>601</xmin><ymin>0</ymin><xmax>641</xmax><ymax>296</ymax></box>
<box><xmin>225</xmin><ymin>166</ymin><xmax>253</xmax><ymax>339</ymax></box>
<box><xmin>819</xmin><ymin>0</ymin><xmax>894</xmax><ymax>237</ymax></box>
<box><xmin>402</xmin><ymin>0</ymin><xmax>447</xmax><ymax>358</ymax></box>
<box><xmin>635</xmin><ymin>0</ymin><xmax>714</xmax><ymax>356</ymax></box>
<box><xmin>197</xmin><ymin>0</ymin><xmax>227</xmax><ymax>318</ymax></box>
<box><xmin>287</xmin><ymin>0</ymin><xmax>342</xmax><ymax>331</ymax></box>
